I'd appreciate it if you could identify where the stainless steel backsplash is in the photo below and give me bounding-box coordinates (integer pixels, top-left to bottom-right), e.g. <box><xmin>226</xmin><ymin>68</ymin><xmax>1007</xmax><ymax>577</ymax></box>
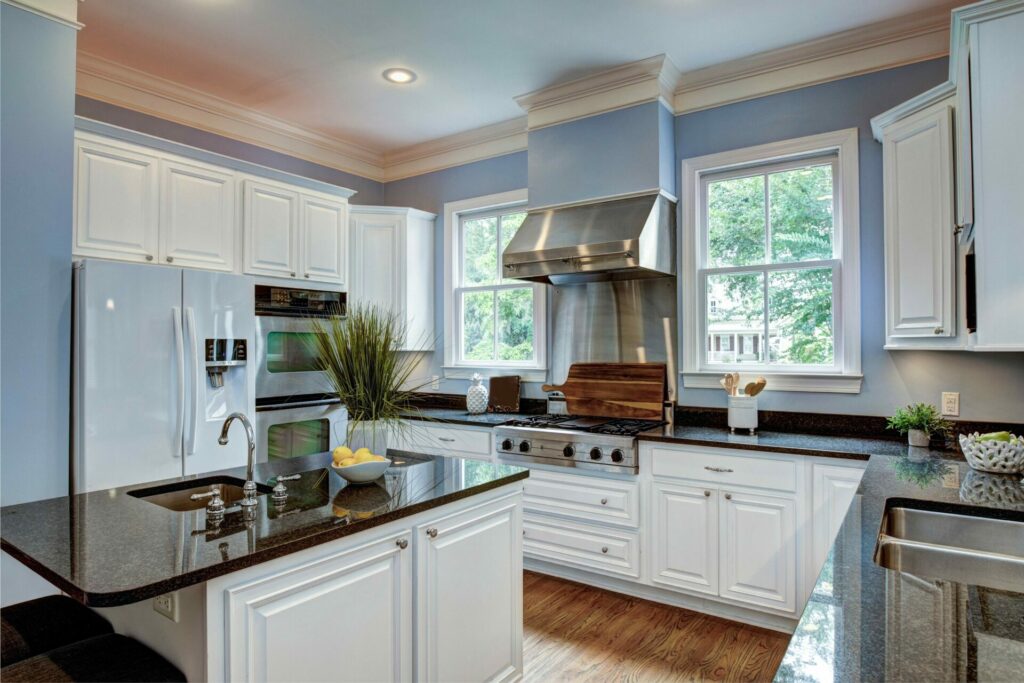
<box><xmin>549</xmin><ymin>278</ymin><xmax>678</xmax><ymax>401</ymax></box>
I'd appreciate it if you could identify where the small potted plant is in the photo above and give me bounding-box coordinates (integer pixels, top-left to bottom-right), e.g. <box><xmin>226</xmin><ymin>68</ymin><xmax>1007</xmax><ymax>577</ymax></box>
<box><xmin>886</xmin><ymin>402</ymin><xmax>952</xmax><ymax>447</ymax></box>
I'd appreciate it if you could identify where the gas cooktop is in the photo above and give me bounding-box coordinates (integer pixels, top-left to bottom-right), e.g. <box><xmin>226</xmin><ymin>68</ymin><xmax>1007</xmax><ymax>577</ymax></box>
<box><xmin>494</xmin><ymin>414</ymin><xmax>667</xmax><ymax>474</ymax></box>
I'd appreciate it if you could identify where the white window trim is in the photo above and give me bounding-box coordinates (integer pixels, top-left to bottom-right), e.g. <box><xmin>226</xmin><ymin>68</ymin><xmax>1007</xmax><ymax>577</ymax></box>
<box><xmin>680</xmin><ymin>128</ymin><xmax>862</xmax><ymax>394</ymax></box>
<box><xmin>442</xmin><ymin>189</ymin><xmax>547</xmax><ymax>382</ymax></box>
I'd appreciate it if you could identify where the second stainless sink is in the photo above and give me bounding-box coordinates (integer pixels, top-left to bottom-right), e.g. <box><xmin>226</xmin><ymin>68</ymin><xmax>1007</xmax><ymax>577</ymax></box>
<box><xmin>874</xmin><ymin>504</ymin><xmax>1024</xmax><ymax>592</ymax></box>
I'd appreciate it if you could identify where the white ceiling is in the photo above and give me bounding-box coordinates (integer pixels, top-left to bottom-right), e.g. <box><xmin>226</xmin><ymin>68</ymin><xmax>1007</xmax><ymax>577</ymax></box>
<box><xmin>78</xmin><ymin>0</ymin><xmax>951</xmax><ymax>153</ymax></box>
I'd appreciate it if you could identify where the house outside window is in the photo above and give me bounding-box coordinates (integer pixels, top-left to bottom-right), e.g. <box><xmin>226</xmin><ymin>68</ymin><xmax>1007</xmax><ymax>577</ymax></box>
<box><xmin>681</xmin><ymin>129</ymin><xmax>862</xmax><ymax>393</ymax></box>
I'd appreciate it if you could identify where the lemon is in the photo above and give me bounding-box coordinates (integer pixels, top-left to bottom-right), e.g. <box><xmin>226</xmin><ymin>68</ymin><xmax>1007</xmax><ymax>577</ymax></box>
<box><xmin>354</xmin><ymin>452</ymin><xmax>375</xmax><ymax>464</ymax></box>
<box><xmin>372</xmin><ymin>454</ymin><xmax>387</xmax><ymax>462</ymax></box>
<box><xmin>332</xmin><ymin>445</ymin><xmax>353</xmax><ymax>464</ymax></box>
<box><xmin>339</xmin><ymin>457</ymin><xmax>356</xmax><ymax>467</ymax></box>
<box><xmin>354</xmin><ymin>447</ymin><xmax>371</xmax><ymax>459</ymax></box>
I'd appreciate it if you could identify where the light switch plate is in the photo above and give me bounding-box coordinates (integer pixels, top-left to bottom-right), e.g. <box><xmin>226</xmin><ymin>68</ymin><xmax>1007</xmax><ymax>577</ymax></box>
<box><xmin>941</xmin><ymin>391</ymin><xmax>960</xmax><ymax>417</ymax></box>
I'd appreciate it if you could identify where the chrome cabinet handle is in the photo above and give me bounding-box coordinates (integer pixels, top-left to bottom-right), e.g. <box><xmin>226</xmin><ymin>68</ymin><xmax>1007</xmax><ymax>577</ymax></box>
<box><xmin>724</xmin><ymin>493</ymin><xmax>733</xmax><ymax>500</ymax></box>
<box><xmin>600</xmin><ymin>498</ymin><xmax>608</xmax><ymax>505</ymax></box>
<box><xmin>704</xmin><ymin>466</ymin><xmax>734</xmax><ymax>473</ymax></box>
<box><xmin>396</xmin><ymin>538</ymin><xmax>408</xmax><ymax>550</ymax></box>
<box><xmin>601</xmin><ymin>547</ymin><xmax>609</xmax><ymax>554</ymax></box>
<box><xmin>704</xmin><ymin>490</ymin><xmax>711</xmax><ymax>497</ymax></box>
<box><xmin>166</xmin><ymin>256</ymin><xmax>174</xmax><ymax>263</ymax></box>
<box><xmin>438</xmin><ymin>437</ymin><xmax>456</xmax><ymax>443</ymax></box>
<box><xmin>933</xmin><ymin>327</ymin><xmax>944</xmax><ymax>335</ymax></box>
<box><xmin>426</xmin><ymin>528</ymin><xmax>438</xmax><ymax>538</ymax></box>
<box><xmin>145</xmin><ymin>254</ymin><xmax>154</xmax><ymax>261</ymax></box>
<box><xmin>290</xmin><ymin>272</ymin><xmax>296</xmax><ymax>277</ymax></box>
<box><xmin>304</xmin><ymin>273</ymin><xmax>310</xmax><ymax>278</ymax></box>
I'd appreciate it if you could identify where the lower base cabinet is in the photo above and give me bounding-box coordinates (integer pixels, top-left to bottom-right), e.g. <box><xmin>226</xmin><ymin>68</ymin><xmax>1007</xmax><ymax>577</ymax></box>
<box><xmin>650</xmin><ymin>482</ymin><xmax>719</xmax><ymax>596</ymax></box>
<box><xmin>205</xmin><ymin>486</ymin><xmax>523</xmax><ymax>683</ymax></box>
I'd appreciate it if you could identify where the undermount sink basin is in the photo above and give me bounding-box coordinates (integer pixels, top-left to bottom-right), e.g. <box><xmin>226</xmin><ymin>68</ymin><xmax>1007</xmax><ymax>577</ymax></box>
<box><xmin>129</xmin><ymin>476</ymin><xmax>273</xmax><ymax>512</ymax></box>
<box><xmin>874</xmin><ymin>504</ymin><xmax>1024</xmax><ymax>592</ymax></box>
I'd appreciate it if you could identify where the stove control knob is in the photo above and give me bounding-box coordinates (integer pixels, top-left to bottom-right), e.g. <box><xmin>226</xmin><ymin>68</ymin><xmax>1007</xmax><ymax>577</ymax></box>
<box><xmin>589</xmin><ymin>447</ymin><xmax>603</xmax><ymax>460</ymax></box>
<box><xmin>500</xmin><ymin>438</ymin><xmax>514</xmax><ymax>451</ymax></box>
<box><xmin>562</xmin><ymin>446</ymin><xmax>575</xmax><ymax>458</ymax></box>
<box><xmin>610</xmin><ymin>449</ymin><xmax>625</xmax><ymax>463</ymax></box>
<box><xmin>519</xmin><ymin>441</ymin><xmax>531</xmax><ymax>453</ymax></box>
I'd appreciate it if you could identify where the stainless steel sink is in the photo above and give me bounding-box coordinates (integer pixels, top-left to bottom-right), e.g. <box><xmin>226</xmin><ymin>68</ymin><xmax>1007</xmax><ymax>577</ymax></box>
<box><xmin>874</xmin><ymin>505</ymin><xmax>1024</xmax><ymax>592</ymax></box>
<box><xmin>129</xmin><ymin>476</ymin><xmax>272</xmax><ymax>512</ymax></box>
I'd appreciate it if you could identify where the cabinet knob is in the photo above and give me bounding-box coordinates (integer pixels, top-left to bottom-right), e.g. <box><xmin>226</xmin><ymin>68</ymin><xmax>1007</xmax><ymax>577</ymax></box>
<box><xmin>601</xmin><ymin>547</ymin><xmax>609</xmax><ymax>554</ymax></box>
<box><xmin>290</xmin><ymin>272</ymin><xmax>296</xmax><ymax>277</ymax></box>
<box><xmin>395</xmin><ymin>538</ymin><xmax>408</xmax><ymax>550</ymax></box>
<box><xmin>600</xmin><ymin>498</ymin><xmax>608</xmax><ymax>505</ymax></box>
<box><xmin>426</xmin><ymin>528</ymin><xmax>438</xmax><ymax>538</ymax></box>
<box><xmin>304</xmin><ymin>273</ymin><xmax>310</xmax><ymax>278</ymax></box>
<box><xmin>166</xmin><ymin>256</ymin><xmax>173</xmax><ymax>263</ymax></box>
<box><xmin>704</xmin><ymin>490</ymin><xmax>711</xmax><ymax>497</ymax></box>
<box><xmin>934</xmin><ymin>327</ymin><xmax>944</xmax><ymax>335</ymax></box>
<box><xmin>145</xmin><ymin>254</ymin><xmax>154</xmax><ymax>262</ymax></box>
<box><xmin>724</xmin><ymin>493</ymin><xmax>733</xmax><ymax>500</ymax></box>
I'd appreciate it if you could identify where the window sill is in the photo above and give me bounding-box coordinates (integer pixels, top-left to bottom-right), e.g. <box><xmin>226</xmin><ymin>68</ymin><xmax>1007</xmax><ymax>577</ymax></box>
<box><xmin>681</xmin><ymin>371</ymin><xmax>862</xmax><ymax>394</ymax></box>
<box><xmin>443</xmin><ymin>366</ymin><xmax>548</xmax><ymax>383</ymax></box>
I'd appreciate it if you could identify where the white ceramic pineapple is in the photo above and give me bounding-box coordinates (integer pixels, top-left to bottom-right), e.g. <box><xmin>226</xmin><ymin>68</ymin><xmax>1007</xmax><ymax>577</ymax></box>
<box><xmin>466</xmin><ymin>373</ymin><xmax>489</xmax><ymax>414</ymax></box>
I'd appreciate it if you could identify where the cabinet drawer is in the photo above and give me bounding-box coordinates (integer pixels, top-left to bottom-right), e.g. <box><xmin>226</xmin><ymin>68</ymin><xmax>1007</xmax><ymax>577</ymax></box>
<box><xmin>523</xmin><ymin>514</ymin><xmax>640</xmax><ymax>579</ymax></box>
<box><xmin>651</xmin><ymin>446</ymin><xmax>797</xmax><ymax>492</ymax></box>
<box><xmin>399</xmin><ymin>423</ymin><xmax>492</xmax><ymax>457</ymax></box>
<box><xmin>523</xmin><ymin>469</ymin><xmax>639</xmax><ymax>528</ymax></box>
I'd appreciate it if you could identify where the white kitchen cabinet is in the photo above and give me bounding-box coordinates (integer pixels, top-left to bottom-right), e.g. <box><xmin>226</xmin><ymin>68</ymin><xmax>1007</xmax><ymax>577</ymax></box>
<box><xmin>880</xmin><ymin>100</ymin><xmax>959</xmax><ymax>346</ymax></box>
<box><xmin>243</xmin><ymin>179</ymin><xmax>300</xmax><ymax>279</ymax></box>
<box><xmin>718</xmin><ymin>489</ymin><xmax>797</xmax><ymax>613</ymax></box>
<box><xmin>650</xmin><ymin>481</ymin><xmax>718</xmax><ymax>596</ymax></box>
<box><xmin>211</xmin><ymin>530</ymin><xmax>412</xmax><ymax>683</ymax></box>
<box><xmin>523</xmin><ymin>468</ymin><xmax>639</xmax><ymax>528</ymax></box>
<box><xmin>416</xmin><ymin>494</ymin><xmax>522</xmax><ymax>683</ymax></box>
<box><xmin>810</xmin><ymin>462</ymin><xmax>864</xmax><ymax>577</ymax></box>
<box><xmin>74</xmin><ymin>133</ymin><xmax>160</xmax><ymax>263</ymax></box>
<box><xmin>160</xmin><ymin>158</ymin><xmax>236</xmax><ymax>271</ymax></box>
<box><xmin>350</xmin><ymin>207</ymin><xmax>436</xmax><ymax>351</ymax></box>
<box><xmin>300</xmin><ymin>193</ymin><xmax>348</xmax><ymax>285</ymax></box>
<box><xmin>523</xmin><ymin>513</ymin><xmax>641</xmax><ymax>579</ymax></box>
<box><xmin>392</xmin><ymin>422</ymin><xmax>493</xmax><ymax>462</ymax></box>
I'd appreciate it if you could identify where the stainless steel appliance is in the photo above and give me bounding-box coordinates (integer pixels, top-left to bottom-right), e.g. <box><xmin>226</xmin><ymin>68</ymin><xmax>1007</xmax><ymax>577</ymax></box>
<box><xmin>255</xmin><ymin>398</ymin><xmax>347</xmax><ymax>462</ymax></box>
<box><xmin>494</xmin><ymin>415</ymin><xmax>666</xmax><ymax>475</ymax></box>
<box><xmin>254</xmin><ymin>284</ymin><xmax>344</xmax><ymax>402</ymax></box>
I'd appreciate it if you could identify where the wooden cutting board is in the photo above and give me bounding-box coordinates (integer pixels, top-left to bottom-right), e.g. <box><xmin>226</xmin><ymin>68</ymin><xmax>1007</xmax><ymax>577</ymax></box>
<box><xmin>542</xmin><ymin>363</ymin><xmax>667</xmax><ymax>418</ymax></box>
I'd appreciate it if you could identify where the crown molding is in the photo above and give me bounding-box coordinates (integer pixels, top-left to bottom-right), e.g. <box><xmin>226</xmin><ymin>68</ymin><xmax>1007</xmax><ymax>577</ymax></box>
<box><xmin>381</xmin><ymin>117</ymin><xmax>527</xmax><ymax>182</ymax></box>
<box><xmin>949</xmin><ymin>0</ymin><xmax>1024</xmax><ymax>82</ymax></box>
<box><xmin>869</xmin><ymin>80</ymin><xmax>956</xmax><ymax>141</ymax></box>
<box><xmin>514</xmin><ymin>54</ymin><xmax>681</xmax><ymax>131</ymax></box>
<box><xmin>672</xmin><ymin>4</ymin><xmax>956</xmax><ymax>115</ymax></box>
<box><xmin>2</xmin><ymin>0</ymin><xmax>82</xmax><ymax>29</ymax></box>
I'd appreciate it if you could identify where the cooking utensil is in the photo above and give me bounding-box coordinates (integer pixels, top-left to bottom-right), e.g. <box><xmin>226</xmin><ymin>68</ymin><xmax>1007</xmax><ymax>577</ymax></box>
<box><xmin>744</xmin><ymin>376</ymin><xmax>767</xmax><ymax>397</ymax></box>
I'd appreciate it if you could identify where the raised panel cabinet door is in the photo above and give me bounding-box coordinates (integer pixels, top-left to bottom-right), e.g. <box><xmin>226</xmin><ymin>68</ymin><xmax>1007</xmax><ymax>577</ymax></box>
<box><xmin>416</xmin><ymin>494</ymin><xmax>523</xmax><ymax>683</ymax></box>
<box><xmin>243</xmin><ymin>180</ymin><xmax>299</xmax><ymax>278</ymax></box>
<box><xmin>217</xmin><ymin>532</ymin><xmax>412</xmax><ymax>683</ymax></box>
<box><xmin>649</xmin><ymin>481</ymin><xmax>718</xmax><ymax>595</ymax></box>
<box><xmin>882</xmin><ymin>102</ymin><xmax>956</xmax><ymax>340</ymax></box>
<box><xmin>300</xmin><ymin>195</ymin><xmax>347</xmax><ymax>285</ymax></box>
<box><xmin>159</xmin><ymin>159</ymin><xmax>236</xmax><ymax>271</ymax></box>
<box><xmin>810</xmin><ymin>463</ymin><xmax>864</xmax><ymax>576</ymax></box>
<box><xmin>350</xmin><ymin>213</ymin><xmax>402</xmax><ymax>313</ymax></box>
<box><xmin>74</xmin><ymin>136</ymin><xmax>159</xmax><ymax>262</ymax></box>
<box><xmin>719</xmin><ymin>490</ymin><xmax>797</xmax><ymax>613</ymax></box>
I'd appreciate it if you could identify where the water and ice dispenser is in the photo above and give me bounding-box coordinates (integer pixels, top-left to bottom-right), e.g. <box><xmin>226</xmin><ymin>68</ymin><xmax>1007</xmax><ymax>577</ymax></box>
<box><xmin>205</xmin><ymin>338</ymin><xmax>247</xmax><ymax>388</ymax></box>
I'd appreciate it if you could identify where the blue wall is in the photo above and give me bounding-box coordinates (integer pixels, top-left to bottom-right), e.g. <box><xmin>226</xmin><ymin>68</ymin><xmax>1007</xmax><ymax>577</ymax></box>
<box><xmin>675</xmin><ymin>58</ymin><xmax>1024</xmax><ymax>421</ymax></box>
<box><xmin>75</xmin><ymin>97</ymin><xmax>384</xmax><ymax>204</ymax></box>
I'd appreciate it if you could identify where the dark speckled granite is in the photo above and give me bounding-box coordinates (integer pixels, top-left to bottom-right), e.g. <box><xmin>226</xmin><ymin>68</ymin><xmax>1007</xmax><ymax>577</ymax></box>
<box><xmin>636</xmin><ymin>425</ymin><xmax>911</xmax><ymax>460</ymax></box>
<box><xmin>0</xmin><ymin>451</ymin><xmax>527</xmax><ymax>607</ymax></box>
<box><xmin>775</xmin><ymin>450</ymin><xmax>1024</xmax><ymax>682</ymax></box>
<box><xmin>401</xmin><ymin>407</ymin><xmax>539</xmax><ymax>427</ymax></box>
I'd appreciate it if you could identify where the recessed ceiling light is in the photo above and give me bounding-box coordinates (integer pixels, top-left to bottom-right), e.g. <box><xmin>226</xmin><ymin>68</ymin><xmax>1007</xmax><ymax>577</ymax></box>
<box><xmin>382</xmin><ymin>68</ymin><xmax>417</xmax><ymax>84</ymax></box>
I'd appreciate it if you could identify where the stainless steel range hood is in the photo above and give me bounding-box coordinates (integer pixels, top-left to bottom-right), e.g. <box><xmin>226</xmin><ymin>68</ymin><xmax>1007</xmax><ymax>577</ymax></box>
<box><xmin>501</xmin><ymin>192</ymin><xmax>675</xmax><ymax>284</ymax></box>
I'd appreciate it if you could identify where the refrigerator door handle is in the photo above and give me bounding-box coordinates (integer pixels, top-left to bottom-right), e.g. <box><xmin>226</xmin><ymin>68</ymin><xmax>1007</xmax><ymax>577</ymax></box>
<box><xmin>172</xmin><ymin>306</ymin><xmax>185</xmax><ymax>458</ymax></box>
<box><xmin>185</xmin><ymin>306</ymin><xmax>201</xmax><ymax>456</ymax></box>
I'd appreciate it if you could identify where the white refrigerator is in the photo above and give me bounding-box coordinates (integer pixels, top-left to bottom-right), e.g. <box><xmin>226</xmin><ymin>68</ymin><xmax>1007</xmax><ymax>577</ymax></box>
<box><xmin>73</xmin><ymin>259</ymin><xmax>256</xmax><ymax>493</ymax></box>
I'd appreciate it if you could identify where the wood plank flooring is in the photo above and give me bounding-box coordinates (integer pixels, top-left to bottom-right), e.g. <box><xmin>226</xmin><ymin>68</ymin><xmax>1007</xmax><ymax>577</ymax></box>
<box><xmin>523</xmin><ymin>571</ymin><xmax>790</xmax><ymax>682</ymax></box>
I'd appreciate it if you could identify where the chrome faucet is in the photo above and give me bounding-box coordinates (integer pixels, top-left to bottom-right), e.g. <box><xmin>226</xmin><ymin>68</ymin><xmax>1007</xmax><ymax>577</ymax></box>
<box><xmin>219</xmin><ymin>412</ymin><xmax>258</xmax><ymax>507</ymax></box>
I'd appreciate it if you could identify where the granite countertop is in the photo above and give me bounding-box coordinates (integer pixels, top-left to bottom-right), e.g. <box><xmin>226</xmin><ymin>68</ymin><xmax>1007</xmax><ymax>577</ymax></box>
<box><xmin>775</xmin><ymin>449</ymin><xmax>1024</xmax><ymax>682</ymax></box>
<box><xmin>636</xmin><ymin>425</ymin><xmax>912</xmax><ymax>460</ymax></box>
<box><xmin>0</xmin><ymin>451</ymin><xmax>527</xmax><ymax>607</ymax></box>
<box><xmin>401</xmin><ymin>407</ymin><xmax>540</xmax><ymax>427</ymax></box>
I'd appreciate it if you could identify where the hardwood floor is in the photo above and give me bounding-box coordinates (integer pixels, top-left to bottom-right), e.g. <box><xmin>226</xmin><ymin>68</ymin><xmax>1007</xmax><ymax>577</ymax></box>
<box><xmin>523</xmin><ymin>571</ymin><xmax>790</xmax><ymax>682</ymax></box>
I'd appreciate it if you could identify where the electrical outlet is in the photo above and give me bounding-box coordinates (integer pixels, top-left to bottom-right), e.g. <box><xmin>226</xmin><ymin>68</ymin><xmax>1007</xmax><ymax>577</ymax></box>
<box><xmin>431</xmin><ymin>375</ymin><xmax>440</xmax><ymax>390</ymax></box>
<box><xmin>152</xmin><ymin>592</ymin><xmax>178</xmax><ymax>622</ymax></box>
<box><xmin>941</xmin><ymin>391</ymin><xmax>960</xmax><ymax>417</ymax></box>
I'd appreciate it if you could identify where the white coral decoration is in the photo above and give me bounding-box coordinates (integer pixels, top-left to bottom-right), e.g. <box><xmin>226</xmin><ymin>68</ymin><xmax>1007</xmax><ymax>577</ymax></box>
<box><xmin>959</xmin><ymin>432</ymin><xmax>1024</xmax><ymax>474</ymax></box>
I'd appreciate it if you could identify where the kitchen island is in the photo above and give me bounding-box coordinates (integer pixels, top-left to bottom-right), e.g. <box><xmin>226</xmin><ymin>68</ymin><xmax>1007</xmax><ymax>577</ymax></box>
<box><xmin>1</xmin><ymin>451</ymin><xmax>529</xmax><ymax>682</ymax></box>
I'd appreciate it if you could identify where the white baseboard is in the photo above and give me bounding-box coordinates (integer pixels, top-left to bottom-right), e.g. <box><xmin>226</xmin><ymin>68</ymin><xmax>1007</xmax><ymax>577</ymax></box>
<box><xmin>524</xmin><ymin>557</ymin><xmax>798</xmax><ymax>634</ymax></box>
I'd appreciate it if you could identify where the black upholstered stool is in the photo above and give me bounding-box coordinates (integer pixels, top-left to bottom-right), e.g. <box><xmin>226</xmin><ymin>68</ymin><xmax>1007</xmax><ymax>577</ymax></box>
<box><xmin>1</xmin><ymin>633</ymin><xmax>186</xmax><ymax>682</ymax></box>
<box><xmin>1</xmin><ymin>595</ymin><xmax>113</xmax><ymax>666</ymax></box>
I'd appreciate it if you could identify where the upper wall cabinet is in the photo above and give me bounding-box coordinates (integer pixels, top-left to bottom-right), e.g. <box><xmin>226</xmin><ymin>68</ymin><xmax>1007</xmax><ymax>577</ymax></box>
<box><xmin>242</xmin><ymin>178</ymin><xmax>349</xmax><ymax>286</ymax></box>
<box><xmin>350</xmin><ymin>207</ymin><xmax>436</xmax><ymax>351</ymax></box>
<box><xmin>73</xmin><ymin>129</ymin><xmax>353</xmax><ymax>285</ymax></box>
<box><xmin>74</xmin><ymin>134</ymin><xmax>160</xmax><ymax>263</ymax></box>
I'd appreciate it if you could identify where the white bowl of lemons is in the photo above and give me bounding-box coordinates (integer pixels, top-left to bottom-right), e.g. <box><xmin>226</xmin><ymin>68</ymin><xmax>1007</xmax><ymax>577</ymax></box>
<box><xmin>330</xmin><ymin>446</ymin><xmax>391</xmax><ymax>484</ymax></box>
